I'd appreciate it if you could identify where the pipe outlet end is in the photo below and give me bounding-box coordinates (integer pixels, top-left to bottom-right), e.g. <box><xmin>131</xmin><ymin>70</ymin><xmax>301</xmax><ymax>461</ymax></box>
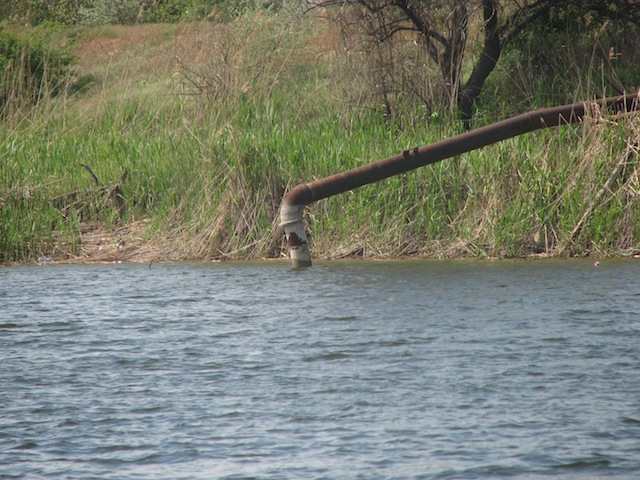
<box><xmin>280</xmin><ymin>204</ymin><xmax>312</xmax><ymax>268</ymax></box>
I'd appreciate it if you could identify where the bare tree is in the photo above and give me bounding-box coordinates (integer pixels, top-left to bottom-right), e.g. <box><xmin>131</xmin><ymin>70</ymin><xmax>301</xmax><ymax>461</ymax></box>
<box><xmin>306</xmin><ymin>0</ymin><xmax>640</xmax><ymax>128</ymax></box>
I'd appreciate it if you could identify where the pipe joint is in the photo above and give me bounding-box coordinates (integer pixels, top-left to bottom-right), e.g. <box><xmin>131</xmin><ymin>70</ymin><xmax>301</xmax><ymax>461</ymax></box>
<box><xmin>279</xmin><ymin>203</ymin><xmax>312</xmax><ymax>268</ymax></box>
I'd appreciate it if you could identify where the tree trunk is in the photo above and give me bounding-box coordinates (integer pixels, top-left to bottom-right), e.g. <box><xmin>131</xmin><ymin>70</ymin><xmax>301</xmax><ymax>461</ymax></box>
<box><xmin>458</xmin><ymin>0</ymin><xmax>501</xmax><ymax>129</ymax></box>
<box><xmin>441</xmin><ymin>1</ymin><xmax>468</xmax><ymax>114</ymax></box>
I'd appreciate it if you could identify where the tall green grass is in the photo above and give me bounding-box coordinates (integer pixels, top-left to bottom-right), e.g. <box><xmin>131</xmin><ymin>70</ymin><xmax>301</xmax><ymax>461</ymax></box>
<box><xmin>1</xmin><ymin>12</ymin><xmax>639</xmax><ymax>263</ymax></box>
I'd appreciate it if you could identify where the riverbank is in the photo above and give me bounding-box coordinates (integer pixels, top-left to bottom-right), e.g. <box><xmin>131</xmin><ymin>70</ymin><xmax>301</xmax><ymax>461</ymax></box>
<box><xmin>2</xmin><ymin>14</ymin><xmax>640</xmax><ymax>264</ymax></box>
<box><xmin>5</xmin><ymin>217</ymin><xmax>639</xmax><ymax>268</ymax></box>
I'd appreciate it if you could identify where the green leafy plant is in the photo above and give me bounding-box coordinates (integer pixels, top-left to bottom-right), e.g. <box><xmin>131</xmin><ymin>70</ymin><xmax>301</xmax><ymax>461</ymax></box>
<box><xmin>0</xmin><ymin>29</ymin><xmax>76</xmax><ymax>117</ymax></box>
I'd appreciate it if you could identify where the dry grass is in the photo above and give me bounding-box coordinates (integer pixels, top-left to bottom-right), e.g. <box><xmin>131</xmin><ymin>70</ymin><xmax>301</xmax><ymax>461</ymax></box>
<box><xmin>60</xmin><ymin>220</ymin><xmax>162</xmax><ymax>264</ymax></box>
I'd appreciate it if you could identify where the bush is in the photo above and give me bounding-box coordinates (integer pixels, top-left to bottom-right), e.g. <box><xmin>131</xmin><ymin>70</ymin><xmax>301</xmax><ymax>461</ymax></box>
<box><xmin>0</xmin><ymin>29</ymin><xmax>76</xmax><ymax>117</ymax></box>
<box><xmin>0</xmin><ymin>0</ymin><xmax>83</xmax><ymax>25</ymax></box>
<box><xmin>0</xmin><ymin>0</ymin><xmax>290</xmax><ymax>26</ymax></box>
<box><xmin>478</xmin><ymin>4</ymin><xmax>640</xmax><ymax>120</ymax></box>
<box><xmin>78</xmin><ymin>0</ymin><xmax>141</xmax><ymax>25</ymax></box>
<box><xmin>138</xmin><ymin>0</ymin><xmax>198</xmax><ymax>23</ymax></box>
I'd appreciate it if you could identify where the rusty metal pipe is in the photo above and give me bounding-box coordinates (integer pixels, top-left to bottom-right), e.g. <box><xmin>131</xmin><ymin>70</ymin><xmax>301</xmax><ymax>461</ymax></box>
<box><xmin>280</xmin><ymin>93</ymin><xmax>640</xmax><ymax>267</ymax></box>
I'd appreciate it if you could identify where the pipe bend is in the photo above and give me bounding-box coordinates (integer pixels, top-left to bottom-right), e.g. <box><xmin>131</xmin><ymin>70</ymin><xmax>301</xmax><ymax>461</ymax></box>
<box><xmin>282</xmin><ymin>183</ymin><xmax>314</xmax><ymax>207</ymax></box>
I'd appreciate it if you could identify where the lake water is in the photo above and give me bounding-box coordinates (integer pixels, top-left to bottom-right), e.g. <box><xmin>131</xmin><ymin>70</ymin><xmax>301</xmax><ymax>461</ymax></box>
<box><xmin>1</xmin><ymin>259</ymin><xmax>640</xmax><ymax>479</ymax></box>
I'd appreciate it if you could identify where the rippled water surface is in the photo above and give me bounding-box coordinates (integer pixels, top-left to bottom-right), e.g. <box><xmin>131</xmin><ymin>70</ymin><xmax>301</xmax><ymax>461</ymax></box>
<box><xmin>1</xmin><ymin>259</ymin><xmax>640</xmax><ymax>479</ymax></box>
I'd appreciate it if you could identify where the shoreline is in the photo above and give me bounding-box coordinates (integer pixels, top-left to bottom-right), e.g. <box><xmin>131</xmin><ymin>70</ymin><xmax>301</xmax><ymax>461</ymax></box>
<box><xmin>4</xmin><ymin>218</ymin><xmax>639</xmax><ymax>267</ymax></box>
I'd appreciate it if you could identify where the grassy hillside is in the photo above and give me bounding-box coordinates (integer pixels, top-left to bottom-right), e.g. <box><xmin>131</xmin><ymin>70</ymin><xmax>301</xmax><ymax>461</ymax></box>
<box><xmin>1</xmin><ymin>12</ymin><xmax>640</xmax><ymax>263</ymax></box>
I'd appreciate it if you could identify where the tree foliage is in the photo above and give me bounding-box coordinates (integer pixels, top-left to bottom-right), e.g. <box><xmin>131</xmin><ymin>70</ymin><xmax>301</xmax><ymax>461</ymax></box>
<box><xmin>306</xmin><ymin>0</ymin><xmax>640</xmax><ymax>127</ymax></box>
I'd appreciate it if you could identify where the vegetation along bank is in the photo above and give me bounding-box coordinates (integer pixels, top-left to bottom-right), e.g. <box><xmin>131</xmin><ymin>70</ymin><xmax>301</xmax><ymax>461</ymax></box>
<box><xmin>1</xmin><ymin>0</ymin><xmax>640</xmax><ymax>264</ymax></box>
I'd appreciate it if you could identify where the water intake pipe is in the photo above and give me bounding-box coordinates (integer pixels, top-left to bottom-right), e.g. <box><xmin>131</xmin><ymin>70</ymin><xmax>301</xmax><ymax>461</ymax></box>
<box><xmin>280</xmin><ymin>93</ymin><xmax>640</xmax><ymax>268</ymax></box>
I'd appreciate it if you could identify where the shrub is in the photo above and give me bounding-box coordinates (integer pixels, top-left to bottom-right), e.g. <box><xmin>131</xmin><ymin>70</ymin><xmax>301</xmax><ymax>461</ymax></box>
<box><xmin>478</xmin><ymin>4</ymin><xmax>640</xmax><ymax>120</ymax></box>
<box><xmin>78</xmin><ymin>0</ymin><xmax>141</xmax><ymax>26</ymax></box>
<box><xmin>0</xmin><ymin>29</ymin><xmax>76</xmax><ymax>117</ymax></box>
